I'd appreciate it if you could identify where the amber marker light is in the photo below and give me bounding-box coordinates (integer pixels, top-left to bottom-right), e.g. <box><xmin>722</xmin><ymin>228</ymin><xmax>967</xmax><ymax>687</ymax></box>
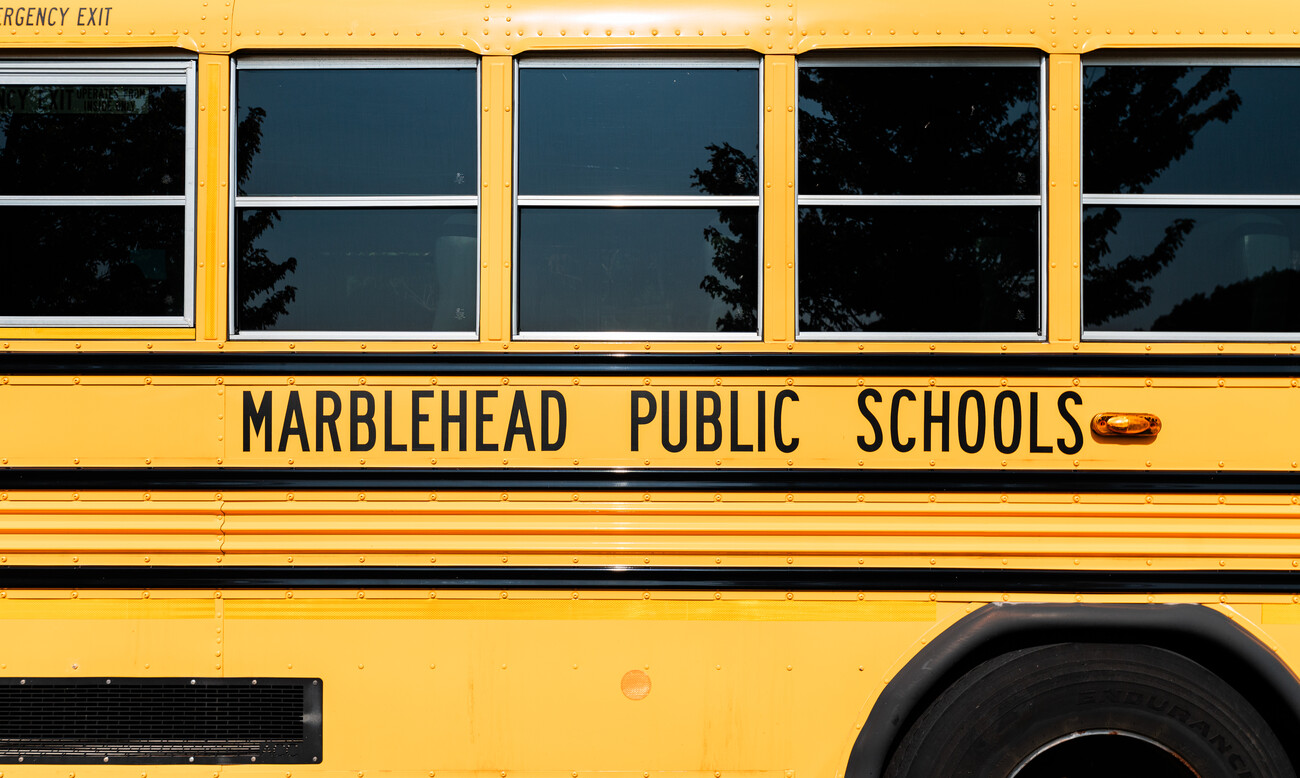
<box><xmin>621</xmin><ymin>669</ymin><xmax>651</xmax><ymax>700</ymax></box>
<box><xmin>1091</xmin><ymin>413</ymin><xmax>1162</xmax><ymax>437</ymax></box>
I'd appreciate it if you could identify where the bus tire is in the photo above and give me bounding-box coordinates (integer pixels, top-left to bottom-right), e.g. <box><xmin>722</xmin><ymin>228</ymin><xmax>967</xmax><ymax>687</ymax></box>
<box><xmin>882</xmin><ymin>642</ymin><xmax>1295</xmax><ymax>778</ymax></box>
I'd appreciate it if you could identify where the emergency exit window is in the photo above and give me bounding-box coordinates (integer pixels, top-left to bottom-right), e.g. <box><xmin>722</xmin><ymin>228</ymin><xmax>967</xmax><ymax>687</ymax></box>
<box><xmin>0</xmin><ymin>61</ymin><xmax>194</xmax><ymax>327</ymax></box>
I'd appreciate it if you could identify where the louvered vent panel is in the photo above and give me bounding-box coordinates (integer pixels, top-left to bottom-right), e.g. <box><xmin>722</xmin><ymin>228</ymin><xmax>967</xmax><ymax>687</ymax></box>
<box><xmin>0</xmin><ymin>679</ymin><xmax>321</xmax><ymax>764</ymax></box>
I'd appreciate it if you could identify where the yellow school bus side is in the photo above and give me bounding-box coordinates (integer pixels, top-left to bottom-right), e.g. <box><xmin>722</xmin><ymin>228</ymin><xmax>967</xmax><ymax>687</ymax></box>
<box><xmin>2</xmin><ymin>0</ymin><xmax>1300</xmax><ymax>776</ymax></box>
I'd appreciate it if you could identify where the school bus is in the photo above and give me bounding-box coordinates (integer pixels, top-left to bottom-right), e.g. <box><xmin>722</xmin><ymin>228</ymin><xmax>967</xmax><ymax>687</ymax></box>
<box><xmin>3</xmin><ymin>0</ymin><xmax>1300</xmax><ymax>775</ymax></box>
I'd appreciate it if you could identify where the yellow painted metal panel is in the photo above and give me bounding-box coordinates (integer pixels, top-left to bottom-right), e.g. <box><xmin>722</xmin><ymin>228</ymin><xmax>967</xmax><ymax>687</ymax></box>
<box><xmin>0</xmin><ymin>328</ymin><xmax>196</xmax><ymax>341</ymax></box>
<box><xmin>7</xmin><ymin>591</ymin><xmax>1300</xmax><ymax>777</ymax></box>
<box><xmin>1046</xmin><ymin>55</ymin><xmax>1081</xmax><ymax>344</ymax></box>
<box><xmin>196</xmin><ymin>378</ymin><xmax>1300</xmax><ymax>470</ymax></box>
<box><xmin>222</xmin><ymin>595</ymin><xmax>929</xmax><ymax>773</ymax></box>
<box><xmin>1263</xmin><ymin>604</ymin><xmax>1300</xmax><ymax>625</ymax></box>
<box><xmin>796</xmin><ymin>0</ymin><xmax>1064</xmax><ymax>52</ymax></box>
<box><xmin>482</xmin><ymin>57</ymin><xmax>514</xmax><ymax>343</ymax></box>
<box><xmin>0</xmin><ymin>496</ymin><xmax>223</xmax><ymax>562</ymax></box>
<box><xmin>0</xmin><ymin>382</ymin><xmax>224</xmax><ymax>466</ymax></box>
<box><xmin>3</xmin><ymin>376</ymin><xmax>1300</xmax><ymax>470</ymax></box>
<box><xmin>0</xmin><ymin>1</ymin><xmax>221</xmax><ymax>51</ymax></box>
<box><xmin>16</xmin><ymin>0</ymin><xmax>1277</xmax><ymax>56</ymax></box>
<box><xmin>6</xmin><ymin>489</ymin><xmax>1297</xmax><ymax>570</ymax></box>
<box><xmin>0</xmin><ymin>596</ymin><xmax>221</xmax><ymax>676</ymax></box>
<box><xmin>198</xmin><ymin>54</ymin><xmax>231</xmax><ymax>342</ymax></box>
<box><xmin>762</xmin><ymin>56</ymin><xmax>796</xmax><ymax>343</ymax></box>
<box><xmin>223</xmin><ymin>598</ymin><xmax>935</xmax><ymax>621</ymax></box>
<box><xmin>0</xmin><ymin>599</ymin><xmax>215</xmax><ymax>619</ymax></box>
<box><xmin>211</xmin><ymin>495</ymin><xmax>1300</xmax><ymax>563</ymax></box>
<box><xmin>1072</xmin><ymin>0</ymin><xmax>1300</xmax><ymax>52</ymax></box>
<box><xmin>225</xmin><ymin>0</ymin><xmax>776</xmax><ymax>55</ymax></box>
<box><xmin>227</xmin><ymin>0</ymin><xmax>488</xmax><ymax>53</ymax></box>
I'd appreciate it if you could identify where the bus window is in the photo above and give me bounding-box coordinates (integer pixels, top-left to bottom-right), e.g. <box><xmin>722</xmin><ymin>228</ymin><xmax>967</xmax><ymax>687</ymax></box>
<box><xmin>514</xmin><ymin>58</ymin><xmax>761</xmax><ymax>339</ymax></box>
<box><xmin>231</xmin><ymin>60</ymin><xmax>478</xmax><ymax>338</ymax></box>
<box><xmin>1083</xmin><ymin>61</ymin><xmax>1300</xmax><ymax>338</ymax></box>
<box><xmin>796</xmin><ymin>55</ymin><xmax>1044</xmax><ymax>340</ymax></box>
<box><xmin>0</xmin><ymin>62</ymin><xmax>193</xmax><ymax>327</ymax></box>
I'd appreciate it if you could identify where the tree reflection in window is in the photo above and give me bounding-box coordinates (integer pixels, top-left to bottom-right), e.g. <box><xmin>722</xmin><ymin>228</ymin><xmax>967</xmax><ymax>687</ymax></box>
<box><xmin>1083</xmin><ymin>65</ymin><xmax>1300</xmax><ymax>334</ymax></box>
<box><xmin>516</xmin><ymin>64</ymin><xmax>759</xmax><ymax>336</ymax></box>
<box><xmin>234</xmin><ymin>105</ymin><xmax>297</xmax><ymax>330</ymax></box>
<box><xmin>790</xmin><ymin>65</ymin><xmax>1041</xmax><ymax>335</ymax></box>
<box><xmin>693</xmin><ymin>142</ymin><xmax>759</xmax><ymax>332</ymax></box>
<box><xmin>0</xmin><ymin>84</ymin><xmax>187</xmax><ymax>318</ymax></box>
<box><xmin>1083</xmin><ymin>65</ymin><xmax>1243</xmax><ymax>330</ymax></box>
<box><xmin>233</xmin><ymin>66</ymin><xmax>478</xmax><ymax>335</ymax></box>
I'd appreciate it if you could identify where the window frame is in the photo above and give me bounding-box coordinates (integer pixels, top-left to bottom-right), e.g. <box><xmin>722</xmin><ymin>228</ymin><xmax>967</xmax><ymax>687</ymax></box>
<box><xmin>1080</xmin><ymin>51</ymin><xmax>1300</xmax><ymax>342</ymax></box>
<box><xmin>511</xmin><ymin>54</ymin><xmax>764</xmax><ymax>342</ymax></box>
<box><xmin>0</xmin><ymin>58</ymin><xmax>196</xmax><ymax>328</ymax></box>
<box><xmin>228</xmin><ymin>55</ymin><xmax>481</xmax><ymax>341</ymax></box>
<box><xmin>794</xmin><ymin>51</ymin><xmax>1048</xmax><ymax>342</ymax></box>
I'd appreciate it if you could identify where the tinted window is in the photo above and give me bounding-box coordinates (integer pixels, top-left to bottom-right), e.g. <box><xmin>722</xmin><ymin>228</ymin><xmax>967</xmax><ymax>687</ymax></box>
<box><xmin>799</xmin><ymin>206</ymin><xmax>1038</xmax><ymax>333</ymax></box>
<box><xmin>0</xmin><ymin>206</ymin><xmax>185</xmax><ymax>317</ymax></box>
<box><xmin>1083</xmin><ymin>63</ymin><xmax>1300</xmax><ymax>336</ymax></box>
<box><xmin>1084</xmin><ymin>206</ymin><xmax>1300</xmax><ymax>332</ymax></box>
<box><xmin>518</xmin><ymin>67</ymin><xmax>759</xmax><ymax>196</ymax></box>
<box><xmin>0</xmin><ymin>84</ymin><xmax>185</xmax><ymax>196</ymax></box>
<box><xmin>236</xmin><ymin>208</ymin><xmax>477</xmax><ymax>333</ymax></box>
<box><xmin>518</xmin><ymin>207</ymin><xmax>757</xmax><ymax>333</ymax></box>
<box><xmin>1085</xmin><ymin>66</ymin><xmax>1300</xmax><ymax>195</ymax></box>
<box><xmin>796</xmin><ymin>61</ymin><xmax>1043</xmax><ymax>337</ymax></box>
<box><xmin>515</xmin><ymin>62</ymin><xmax>761</xmax><ymax>338</ymax></box>
<box><xmin>234</xmin><ymin>64</ymin><xmax>478</xmax><ymax>336</ymax></box>
<box><xmin>0</xmin><ymin>65</ymin><xmax>192</xmax><ymax>325</ymax></box>
<box><xmin>800</xmin><ymin>66</ymin><xmax>1039</xmax><ymax>196</ymax></box>
<box><xmin>237</xmin><ymin>68</ymin><xmax>477</xmax><ymax>196</ymax></box>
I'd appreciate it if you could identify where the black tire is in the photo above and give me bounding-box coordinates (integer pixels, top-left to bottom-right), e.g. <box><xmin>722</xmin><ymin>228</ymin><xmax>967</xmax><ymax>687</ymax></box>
<box><xmin>883</xmin><ymin>642</ymin><xmax>1295</xmax><ymax>778</ymax></box>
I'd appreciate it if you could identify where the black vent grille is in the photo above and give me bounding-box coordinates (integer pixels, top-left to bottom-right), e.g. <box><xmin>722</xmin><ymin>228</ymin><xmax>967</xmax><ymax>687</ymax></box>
<box><xmin>0</xmin><ymin>678</ymin><xmax>321</xmax><ymax>764</ymax></box>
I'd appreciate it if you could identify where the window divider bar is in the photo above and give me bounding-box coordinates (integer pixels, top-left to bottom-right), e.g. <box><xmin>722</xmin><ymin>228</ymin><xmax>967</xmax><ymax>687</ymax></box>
<box><xmin>235</xmin><ymin>56</ymin><xmax>477</xmax><ymax>69</ymax></box>
<box><xmin>514</xmin><ymin>331</ymin><xmax>763</xmax><ymax>342</ymax></box>
<box><xmin>0</xmin><ymin>195</ymin><xmax>185</xmax><ymax>206</ymax></box>
<box><xmin>798</xmin><ymin>52</ymin><xmax>1042</xmax><ymax>68</ymax></box>
<box><xmin>515</xmin><ymin>195</ymin><xmax>760</xmax><ymax>207</ymax></box>
<box><xmin>0</xmin><ymin>62</ymin><xmax>191</xmax><ymax>81</ymax></box>
<box><xmin>1081</xmin><ymin>193</ymin><xmax>1300</xmax><ymax>206</ymax></box>
<box><xmin>797</xmin><ymin>195</ymin><xmax>1041</xmax><ymax>206</ymax></box>
<box><xmin>1084</xmin><ymin>53</ymin><xmax>1300</xmax><ymax>67</ymax></box>
<box><xmin>0</xmin><ymin>316</ymin><xmax>192</xmax><ymax>327</ymax></box>
<box><xmin>1085</xmin><ymin>330</ymin><xmax>1300</xmax><ymax>343</ymax></box>
<box><xmin>227</xmin><ymin>330</ymin><xmax>481</xmax><ymax>342</ymax></box>
<box><xmin>518</xmin><ymin>55</ymin><xmax>759</xmax><ymax>69</ymax></box>
<box><xmin>804</xmin><ymin>331</ymin><xmax>1045</xmax><ymax>342</ymax></box>
<box><xmin>233</xmin><ymin>195</ymin><xmax>479</xmax><ymax>208</ymax></box>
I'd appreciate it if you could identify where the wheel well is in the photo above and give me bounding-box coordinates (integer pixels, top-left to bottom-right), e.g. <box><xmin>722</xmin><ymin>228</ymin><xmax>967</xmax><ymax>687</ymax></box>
<box><xmin>844</xmin><ymin>602</ymin><xmax>1300</xmax><ymax>778</ymax></box>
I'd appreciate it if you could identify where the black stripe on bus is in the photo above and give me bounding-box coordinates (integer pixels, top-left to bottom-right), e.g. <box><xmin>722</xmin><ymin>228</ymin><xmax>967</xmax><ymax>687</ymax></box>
<box><xmin>2</xmin><ymin>352</ymin><xmax>1300</xmax><ymax>377</ymax></box>
<box><xmin>2</xmin><ymin>467</ymin><xmax>1299</xmax><ymax>494</ymax></box>
<box><xmin>0</xmin><ymin>565</ymin><xmax>1297</xmax><ymax>593</ymax></box>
